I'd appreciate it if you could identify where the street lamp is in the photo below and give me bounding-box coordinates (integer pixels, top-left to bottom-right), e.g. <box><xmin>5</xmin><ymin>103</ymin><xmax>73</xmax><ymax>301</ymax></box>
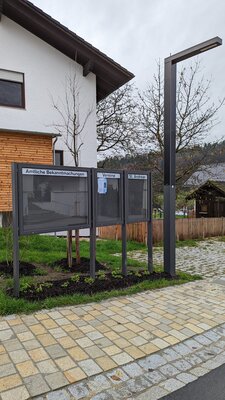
<box><xmin>163</xmin><ymin>37</ymin><xmax>222</xmax><ymax>277</ymax></box>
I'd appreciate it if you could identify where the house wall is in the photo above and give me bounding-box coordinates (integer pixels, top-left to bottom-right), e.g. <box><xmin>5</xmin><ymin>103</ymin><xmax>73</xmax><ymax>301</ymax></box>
<box><xmin>0</xmin><ymin>132</ymin><xmax>53</xmax><ymax>212</ymax></box>
<box><xmin>196</xmin><ymin>198</ymin><xmax>225</xmax><ymax>218</ymax></box>
<box><xmin>0</xmin><ymin>16</ymin><xmax>97</xmax><ymax>168</ymax></box>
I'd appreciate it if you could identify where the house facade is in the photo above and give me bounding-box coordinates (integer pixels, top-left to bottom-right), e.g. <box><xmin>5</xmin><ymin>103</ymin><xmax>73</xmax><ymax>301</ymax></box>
<box><xmin>0</xmin><ymin>0</ymin><xmax>134</xmax><ymax>224</ymax></box>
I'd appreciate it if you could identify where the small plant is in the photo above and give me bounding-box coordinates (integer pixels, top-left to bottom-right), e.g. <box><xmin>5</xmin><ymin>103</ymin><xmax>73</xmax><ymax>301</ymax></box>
<box><xmin>98</xmin><ymin>271</ymin><xmax>106</xmax><ymax>281</ymax></box>
<box><xmin>134</xmin><ymin>271</ymin><xmax>143</xmax><ymax>278</ymax></box>
<box><xmin>20</xmin><ymin>282</ymin><xmax>32</xmax><ymax>293</ymax></box>
<box><xmin>71</xmin><ymin>274</ymin><xmax>80</xmax><ymax>283</ymax></box>
<box><xmin>84</xmin><ymin>277</ymin><xmax>95</xmax><ymax>285</ymax></box>
<box><xmin>61</xmin><ymin>281</ymin><xmax>69</xmax><ymax>288</ymax></box>
<box><xmin>36</xmin><ymin>282</ymin><xmax>53</xmax><ymax>293</ymax></box>
<box><xmin>112</xmin><ymin>270</ymin><xmax>122</xmax><ymax>279</ymax></box>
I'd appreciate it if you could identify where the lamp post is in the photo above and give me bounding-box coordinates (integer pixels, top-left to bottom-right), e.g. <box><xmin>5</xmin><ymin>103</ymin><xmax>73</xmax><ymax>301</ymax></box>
<box><xmin>163</xmin><ymin>37</ymin><xmax>222</xmax><ymax>276</ymax></box>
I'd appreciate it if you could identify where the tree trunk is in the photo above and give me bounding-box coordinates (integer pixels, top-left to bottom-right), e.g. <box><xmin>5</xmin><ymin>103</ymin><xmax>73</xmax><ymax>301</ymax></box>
<box><xmin>75</xmin><ymin>229</ymin><xmax>81</xmax><ymax>265</ymax></box>
<box><xmin>67</xmin><ymin>230</ymin><xmax>73</xmax><ymax>268</ymax></box>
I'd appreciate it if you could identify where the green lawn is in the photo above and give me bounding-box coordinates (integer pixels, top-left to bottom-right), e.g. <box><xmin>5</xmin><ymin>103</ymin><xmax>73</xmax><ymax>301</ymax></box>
<box><xmin>0</xmin><ymin>229</ymin><xmax>201</xmax><ymax>315</ymax></box>
<box><xmin>153</xmin><ymin>238</ymin><xmax>201</xmax><ymax>249</ymax></box>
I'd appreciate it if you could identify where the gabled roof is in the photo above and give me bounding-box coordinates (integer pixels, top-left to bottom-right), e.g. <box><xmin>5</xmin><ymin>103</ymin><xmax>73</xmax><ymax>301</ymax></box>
<box><xmin>185</xmin><ymin>163</ymin><xmax>225</xmax><ymax>187</ymax></box>
<box><xmin>186</xmin><ymin>180</ymin><xmax>225</xmax><ymax>200</ymax></box>
<box><xmin>1</xmin><ymin>0</ymin><xmax>134</xmax><ymax>102</ymax></box>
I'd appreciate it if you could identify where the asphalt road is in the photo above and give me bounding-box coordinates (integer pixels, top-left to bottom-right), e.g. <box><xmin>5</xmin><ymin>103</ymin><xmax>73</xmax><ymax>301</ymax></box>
<box><xmin>161</xmin><ymin>363</ymin><xmax>225</xmax><ymax>400</ymax></box>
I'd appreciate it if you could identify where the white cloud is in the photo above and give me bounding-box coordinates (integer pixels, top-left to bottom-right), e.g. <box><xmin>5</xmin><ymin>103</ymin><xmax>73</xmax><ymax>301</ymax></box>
<box><xmin>33</xmin><ymin>0</ymin><xmax>225</xmax><ymax>140</ymax></box>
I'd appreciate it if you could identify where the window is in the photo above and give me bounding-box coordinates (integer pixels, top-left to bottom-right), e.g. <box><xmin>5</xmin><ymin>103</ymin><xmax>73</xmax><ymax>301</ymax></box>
<box><xmin>0</xmin><ymin>69</ymin><xmax>25</xmax><ymax>108</ymax></box>
<box><xmin>55</xmin><ymin>150</ymin><xmax>64</xmax><ymax>166</ymax></box>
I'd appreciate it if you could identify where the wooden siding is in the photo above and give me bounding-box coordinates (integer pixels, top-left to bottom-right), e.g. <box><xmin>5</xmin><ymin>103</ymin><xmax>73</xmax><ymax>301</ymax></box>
<box><xmin>0</xmin><ymin>132</ymin><xmax>53</xmax><ymax>211</ymax></box>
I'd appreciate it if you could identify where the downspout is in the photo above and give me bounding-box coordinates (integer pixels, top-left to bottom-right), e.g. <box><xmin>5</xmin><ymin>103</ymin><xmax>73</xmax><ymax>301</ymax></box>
<box><xmin>53</xmin><ymin>137</ymin><xmax>58</xmax><ymax>165</ymax></box>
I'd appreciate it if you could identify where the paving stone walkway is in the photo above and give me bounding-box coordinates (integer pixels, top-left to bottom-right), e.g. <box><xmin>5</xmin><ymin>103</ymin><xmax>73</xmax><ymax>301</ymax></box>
<box><xmin>1</xmin><ymin>276</ymin><xmax>225</xmax><ymax>399</ymax></box>
<box><xmin>1</xmin><ymin>238</ymin><xmax>225</xmax><ymax>399</ymax></box>
<box><xmin>128</xmin><ymin>238</ymin><xmax>225</xmax><ymax>278</ymax></box>
<box><xmin>36</xmin><ymin>322</ymin><xmax>225</xmax><ymax>399</ymax></box>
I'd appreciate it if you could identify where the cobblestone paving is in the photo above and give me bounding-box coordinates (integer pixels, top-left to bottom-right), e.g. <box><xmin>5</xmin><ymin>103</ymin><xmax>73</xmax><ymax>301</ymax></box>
<box><xmin>35</xmin><ymin>322</ymin><xmax>225</xmax><ymax>399</ymax></box>
<box><xmin>1</xmin><ymin>238</ymin><xmax>225</xmax><ymax>398</ymax></box>
<box><xmin>128</xmin><ymin>238</ymin><xmax>225</xmax><ymax>278</ymax></box>
<box><xmin>1</xmin><ymin>277</ymin><xmax>225</xmax><ymax>398</ymax></box>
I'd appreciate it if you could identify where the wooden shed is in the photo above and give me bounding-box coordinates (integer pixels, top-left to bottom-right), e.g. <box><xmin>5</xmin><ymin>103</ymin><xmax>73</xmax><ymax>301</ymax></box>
<box><xmin>186</xmin><ymin>180</ymin><xmax>225</xmax><ymax>218</ymax></box>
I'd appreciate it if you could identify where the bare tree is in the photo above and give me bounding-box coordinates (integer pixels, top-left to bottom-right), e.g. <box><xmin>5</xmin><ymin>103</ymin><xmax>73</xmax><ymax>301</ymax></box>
<box><xmin>138</xmin><ymin>60</ymin><xmax>225</xmax><ymax>190</ymax></box>
<box><xmin>96</xmin><ymin>83</ymin><xmax>140</xmax><ymax>159</ymax></box>
<box><xmin>52</xmin><ymin>72</ymin><xmax>93</xmax><ymax>267</ymax></box>
<box><xmin>53</xmin><ymin>73</ymin><xmax>92</xmax><ymax>167</ymax></box>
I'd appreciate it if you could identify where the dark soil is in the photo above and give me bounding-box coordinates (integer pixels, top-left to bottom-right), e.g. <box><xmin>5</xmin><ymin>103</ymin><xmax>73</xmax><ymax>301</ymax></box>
<box><xmin>52</xmin><ymin>257</ymin><xmax>108</xmax><ymax>273</ymax></box>
<box><xmin>8</xmin><ymin>271</ymin><xmax>177</xmax><ymax>301</ymax></box>
<box><xmin>0</xmin><ymin>257</ymin><xmax>107</xmax><ymax>279</ymax></box>
<box><xmin>0</xmin><ymin>261</ymin><xmax>37</xmax><ymax>277</ymax></box>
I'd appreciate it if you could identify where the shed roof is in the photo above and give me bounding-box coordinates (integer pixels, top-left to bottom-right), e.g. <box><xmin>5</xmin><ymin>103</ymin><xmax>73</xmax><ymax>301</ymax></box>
<box><xmin>1</xmin><ymin>0</ymin><xmax>134</xmax><ymax>102</ymax></box>
<box><xmin>186</xmin><ymin>180</ymin><xmax>225</xmax><ymax>200</ymax></box>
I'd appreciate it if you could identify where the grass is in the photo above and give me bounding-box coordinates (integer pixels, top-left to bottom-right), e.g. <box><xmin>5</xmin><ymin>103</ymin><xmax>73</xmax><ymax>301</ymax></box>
<box><xmin>153</xmin><ymin>238</ymin><xmax>202</xmax><ymax>248</ymax></box>
<box><xmin>0</xmin><ymin>229</ymin><xmax>201</xmax><ymax>315</ymax></box>
<box><xmin>217</xmin><ymin>236</ymin><xmax>225</xmax><ymax>242</ymax></box>
<box><xmin>0</xmin><ymin>271</ymin><xmax>201</xmax><ymax>316</ymax></box>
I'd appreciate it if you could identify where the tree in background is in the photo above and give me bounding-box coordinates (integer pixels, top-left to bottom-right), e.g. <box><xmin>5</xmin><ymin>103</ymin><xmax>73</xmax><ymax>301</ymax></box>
<box><xmin>96</xmin><ymin>83</ymin><xmax>140</xmax><ymax>160</ymax></box>
<box><xmin>52</xmin><ymin>73</ymin><xmax>93</xmax><ymax>267</ymax></box>
<box><xmin>53</xmin><ymin>74</ymin><xmax>92</xmax><ymax>167</ymax></box>
<box><xmin>138</xmin><ymin>60</ymin><xmax>224</xmax><ymax>190</ymax></box>
<box><xmin>98</xmin><ymin>60</ymin><xmax>224</xmax><ymax>193</ymax></box>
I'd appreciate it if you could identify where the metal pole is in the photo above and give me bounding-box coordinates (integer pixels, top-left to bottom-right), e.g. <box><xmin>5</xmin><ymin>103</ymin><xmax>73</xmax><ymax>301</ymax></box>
<box><xmin>122</xmin><ymin>172</ymin><xmax>127</xmax><ymax>276</ymax></box>
<box><xmin>163</xmin><ymin>60</ymin><xmax>177</xmax><ymax>277</ymax></box>
<box><xmin>122</xmin><ymin>223</ymin><xmax>127</xmax><ymax>275</ymax></box>
<box><xmin>12</xmin><ymin>164</ymin><xmax>20</xmax><ymax>297</ymax></box>
<box><xmin>148</xmin><ymin>174</ymin><xmax>153</xmax><ymax>273</ymax></box>
<box><xmin>163</xmin><ymin>38</ymin><xmax>222</xmax><ymax>277</ymax></box>
<box><xmin>90</xmin><ymin>227</ymin><xmax>96</xmax><ymax>278</ymax></box>
<box><xmin>90</xmin><ymin>169</ymin><xmax>96</xmax><ymax>278</ymax></box>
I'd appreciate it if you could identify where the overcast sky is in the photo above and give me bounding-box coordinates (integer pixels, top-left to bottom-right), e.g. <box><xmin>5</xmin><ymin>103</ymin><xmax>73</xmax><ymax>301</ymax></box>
<box><xmin>33</xmin><ymin>0</ymin><xmax>225</xmax><ymax>141</ymax></box>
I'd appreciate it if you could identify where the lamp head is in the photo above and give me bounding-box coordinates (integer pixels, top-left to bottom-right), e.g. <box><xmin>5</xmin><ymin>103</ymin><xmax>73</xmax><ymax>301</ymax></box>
<box><xmin>166</xmin><ymin>37</ymin><xmax>222</xmax><ymax>64</ymax></box>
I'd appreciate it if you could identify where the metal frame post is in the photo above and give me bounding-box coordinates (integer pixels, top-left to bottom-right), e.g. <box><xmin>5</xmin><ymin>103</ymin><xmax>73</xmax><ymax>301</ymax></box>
<box><xmin>147</xmin><ymin>173</ymin><xmax>153</xmax><ymax>273</ymax></box>
<box><xmin>122</xmin><ymin>172</ymin><xmax>127</xmax><ymax>275</ymax></box>
<box><xmin>12</xmin><ymin>163</ymin><xmax>20</xmax><ymax>297</ymax></box>
<box><xmin>90</xmin><ymin>226</ymin><xmax>96</xmax><ymax>278</ymax></box>
<box><xmin>121</xmin><ymin>224</ymin><xmax>127</xmax><ymax>276</ymax></box>
<box><xmin>90</xmin><ymin>168</ymin><xmax>96</xmax><ymax>278</ymax></box>
<box><xmin>163</xmin><ymin>60</ymin><xmax>177</xmax><ymax>277</ymax></box>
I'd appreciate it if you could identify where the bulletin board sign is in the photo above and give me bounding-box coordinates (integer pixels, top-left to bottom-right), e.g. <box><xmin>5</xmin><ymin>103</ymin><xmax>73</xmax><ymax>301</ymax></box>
<box><xmin>125</xmin><ymin>171</ymin><xmax>151</xmax><ymax>223</ymax></box>
<box><xmin>13</xmin><ymin>163</ymin><xmax>91</xmax><ymax>235</ymax></box>
<box><xmin>93</xmin><ymin>169</ymin><xmax>123</xmax><ymax>227</ymax></box>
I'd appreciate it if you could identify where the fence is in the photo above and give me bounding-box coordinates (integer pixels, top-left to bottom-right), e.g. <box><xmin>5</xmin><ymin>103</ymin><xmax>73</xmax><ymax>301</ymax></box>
<box><xmin>98</xmin><ymin>217</ymin><xmax>225</xmax><ymax>244</ymax></box>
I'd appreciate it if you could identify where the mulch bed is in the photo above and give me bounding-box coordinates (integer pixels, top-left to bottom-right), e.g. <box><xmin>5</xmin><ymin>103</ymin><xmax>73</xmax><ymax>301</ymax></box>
<box><xmin>0</xmin><ymin>257</ymin><xmax>107</xmax><ymax>278</ymax></box>
<box><xmin>0</xmin><ymin>261</ymin><xmax>37</xmax><ymax>276</ymax></box>
<box><xmin>7</xmin><ymin>271</ymin><xmax>177</xmax><ymax>301</ymax></box>
<box><xmin>52</xmin><ymin>257</ymin><xmax>107</xmax><ymax>273</ymax></box>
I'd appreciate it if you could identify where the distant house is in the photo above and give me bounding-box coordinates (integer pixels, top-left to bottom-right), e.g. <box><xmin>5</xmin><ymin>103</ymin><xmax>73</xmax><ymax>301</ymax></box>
<box><xmin>186</xmin><ymin>180</ymin><xmax>225</xmax><ymax>218</ymax></box>
<box><xmin>0</xmin><ymin>0</ymin><xmax>134</xmax><ymax>225</ymax></box>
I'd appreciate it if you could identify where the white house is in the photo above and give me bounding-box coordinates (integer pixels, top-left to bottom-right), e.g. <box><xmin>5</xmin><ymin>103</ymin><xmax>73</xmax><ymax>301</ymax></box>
<box><xmin>0</xmin><ymin>0</ymin><xmax>134</xmax><ymax>223</ymax></box>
